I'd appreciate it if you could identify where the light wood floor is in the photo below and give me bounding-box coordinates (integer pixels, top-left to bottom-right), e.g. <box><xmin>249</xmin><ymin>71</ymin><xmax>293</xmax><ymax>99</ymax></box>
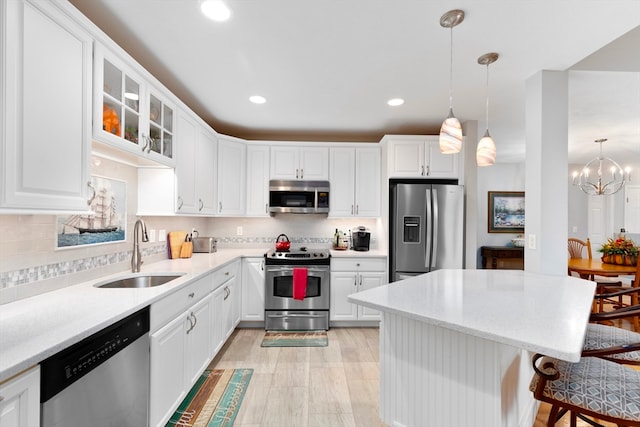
<box><xmin>209</xmin><ymin>319</ymin><xmax>637</xmax><ymax>427</ymax></box>
<box><xmin>209</xmin><ymin>327</ymin><xmax>383</xmax><ymax>427</ymax></box>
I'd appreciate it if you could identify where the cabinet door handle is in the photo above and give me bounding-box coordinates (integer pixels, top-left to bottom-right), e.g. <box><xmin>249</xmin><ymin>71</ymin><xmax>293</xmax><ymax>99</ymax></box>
<box><xmin>141</xmin><ymin>134</ymin><xmax>153</xmax><ymax>153</ymax></box>
<box><xmin>300</xmin><ymin>169</ymin><xmax>304</xmax><ymax>179</ymax></box>
<box><xmin>87</xmin><ymin>181</ymin><xmax>96</xmax><ymax>206</ymax></box>
<box><xmin>265</xmin><ymin>203</ymin><xmax>269</xmax><ymax>214</ymax></box>
<box><xmin>199</xmin><ymin>198</ymin><xmax>204</xmax><ymax>211</ymax></box>
<box><xmin>191</xmin><ymin>312</ymin><xmax>197</xmax><ymax>330</ymax></box>
<box><xmin>177</xmin><ymin>196</ymin><xmax>184</xmax><ymax>210</ymax></box>
<box><xmin>426</xmin><ymin>165</ymin><xmax>430</xmax><ymax>176</ymax></box>
<box><xmin>186</xmin><ymin>313</ymin><xmax>194</xmax><ymax>334</ymax></box>
<box><xmin>295</xmin><ymin>168</ymin><xmax>299</xmax><ymax>179</ymax></box>
<box><xmin>356</xmin><ymin>205</ymin><xmax>359</xmax><ymax>215</ymax></box>
<box><xmin>219</xmin><ymin>202</ymin><xmax>222</xmax><ymax>212</ymax></box>
<box><xmin>224</xmin><ymin>286</ymin><xmax>230</xmax><ymax>300</ymax></box>
<box><xmin>354</xmin><ymin>278</ymin><xmax>358</xmax><ymax>288</ymax></box>
<box><xmin>421</xmin><ymin>165</ymin><xmax>425</xmax><ymax>176</ymax></box>
<box><xmin>351</xmin><ymin>205</ymin><xmax>354</xmax><ymax>215</ymax></box>
<box><xmin>260</xmin><ymin>260</ymin><xmax>264</xmax><ymax>271</ymax></box>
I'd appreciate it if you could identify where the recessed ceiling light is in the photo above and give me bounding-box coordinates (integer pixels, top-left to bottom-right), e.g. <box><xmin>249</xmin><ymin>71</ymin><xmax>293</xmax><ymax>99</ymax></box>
<box><xmin>200</xmin><ymin>0</ymin><xmax>231</xmax><ymax>22</ymax></box>
<box><xmin>249</xmin><ymin>95</ymin><xmax>266</xmax><ymax>104</ymax></box>
<box><xmin>387</xmin><ymin>98</ymin><xmax>404</xmax><ymax>106</ymax></box>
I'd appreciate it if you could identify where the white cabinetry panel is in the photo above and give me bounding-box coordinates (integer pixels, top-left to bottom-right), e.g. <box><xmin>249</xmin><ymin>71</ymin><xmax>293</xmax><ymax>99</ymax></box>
<box><xmin>0</xmin><ymin>365</ymin><xmax>39</xmax><ymax>427</ymax></box>
<box><xmin>2</xmin><ymin>0</ymin><xmax>92</xmax><ymax>212</ymax></box>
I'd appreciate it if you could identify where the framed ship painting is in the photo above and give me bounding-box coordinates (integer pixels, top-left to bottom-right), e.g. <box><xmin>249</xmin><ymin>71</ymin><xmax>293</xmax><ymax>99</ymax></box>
<box><xmin>57</xmin><ymin>176</ymin><xmax>127</xmax><ymax>248</ymax></box>
<box><xmin>488</xmin><ymin>191</ymin><xmax>525</xmax><ymax>233</ymax></box>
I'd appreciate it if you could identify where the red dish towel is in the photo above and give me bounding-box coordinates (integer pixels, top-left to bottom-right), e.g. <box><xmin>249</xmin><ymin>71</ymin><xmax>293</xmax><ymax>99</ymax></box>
<box><xmin>292</xmin><ymin>267</ymin><xmax>308</xmax><ymax>300</ymax></box>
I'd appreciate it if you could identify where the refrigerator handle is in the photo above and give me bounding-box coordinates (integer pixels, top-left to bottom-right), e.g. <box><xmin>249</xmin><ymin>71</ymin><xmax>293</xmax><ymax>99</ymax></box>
<box><xmin>431</xmin><ymin>188</ymin><xmax>439</xmax><ymax>270</ymax></box>
<box><xmin>425</xmin><ymin>188</ymin><xmax>432</xmax><ymax>269</ymax></box>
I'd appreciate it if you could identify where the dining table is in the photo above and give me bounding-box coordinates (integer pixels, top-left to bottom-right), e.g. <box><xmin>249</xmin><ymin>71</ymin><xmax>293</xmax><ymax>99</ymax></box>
<box><xmin>567</xmin><ymin>258</ymin><xmax>637</xmax><ymax>279</ymax></box>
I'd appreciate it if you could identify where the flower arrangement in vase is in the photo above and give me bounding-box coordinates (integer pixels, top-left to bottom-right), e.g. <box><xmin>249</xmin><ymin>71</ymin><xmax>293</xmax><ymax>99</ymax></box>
<box><xmin>599</xmin><ymin>237</ymin><xmax>639</xmax><ymax>266</ymax></box>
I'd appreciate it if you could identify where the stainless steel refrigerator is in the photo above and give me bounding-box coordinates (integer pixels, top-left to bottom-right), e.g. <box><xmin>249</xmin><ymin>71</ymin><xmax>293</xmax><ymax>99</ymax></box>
<box><xmin>390</xmin><ymin>182</ymin><xmax>464</xmax><ymax>282</ymax></box>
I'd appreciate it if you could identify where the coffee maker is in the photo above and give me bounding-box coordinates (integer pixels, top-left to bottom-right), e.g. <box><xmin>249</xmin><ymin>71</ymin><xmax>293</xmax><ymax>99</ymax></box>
<box><xmin>351</xmin><ymin>226</ymin><xmax>371</xmax><ymax>251</ymax></box>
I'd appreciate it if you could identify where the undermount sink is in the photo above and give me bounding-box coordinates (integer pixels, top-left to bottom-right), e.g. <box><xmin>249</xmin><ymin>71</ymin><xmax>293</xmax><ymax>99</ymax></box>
<box><xmin>96</xmin><ymin>273</ymin><xmax>184</xmax><ymax>289</ymax></box>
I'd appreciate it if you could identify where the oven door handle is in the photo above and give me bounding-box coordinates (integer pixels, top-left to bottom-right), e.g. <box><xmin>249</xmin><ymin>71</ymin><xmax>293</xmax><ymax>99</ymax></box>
<box><xmin>266</xmin><ymin>313</ymin><xmax>327</xmax><ymax>318</ymax></box>
<box><xmin>266</xmin><ymin>266</ymin><xmax>329</xmax><ymax>273</ymax></box>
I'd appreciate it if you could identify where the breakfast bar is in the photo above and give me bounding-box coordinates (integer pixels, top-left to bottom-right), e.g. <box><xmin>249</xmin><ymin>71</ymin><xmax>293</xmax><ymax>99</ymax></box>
<box><xmin>348</xmin><ymin>269</ymin><xmax>596</xmax><ymax>427</ymax></box>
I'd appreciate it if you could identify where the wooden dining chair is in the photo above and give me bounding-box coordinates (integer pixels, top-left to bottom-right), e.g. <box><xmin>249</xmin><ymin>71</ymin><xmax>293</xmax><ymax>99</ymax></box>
<box><xmin>568</xmin><ymin>237</ymin><xmax>623</xmax><ymax>311</ymax></box>
<box><xmin>592</xmin><ymin>261</ymin><xmax>640</xmax><ymax>332</ymax></box>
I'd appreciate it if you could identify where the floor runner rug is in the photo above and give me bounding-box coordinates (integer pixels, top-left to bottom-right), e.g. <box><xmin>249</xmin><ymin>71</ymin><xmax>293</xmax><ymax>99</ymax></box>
<box><xmin>260</xmin><ymin>330</ymin><xmax>328</xmax><ymax>347</ymax></box>
<box><xmin>165</xmin><ymin>368</ymin><xmax>253</xmax><ymax>427</ymax></box>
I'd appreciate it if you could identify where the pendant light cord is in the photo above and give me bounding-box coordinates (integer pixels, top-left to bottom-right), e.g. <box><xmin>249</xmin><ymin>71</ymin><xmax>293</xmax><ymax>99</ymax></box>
<box><xmin>485</xmin><ymin>63</ymin><xmax>490</xmax><ymax>131</ymax></box>
<box><xmin>449</xmin><ymin>27</ymin><xmax>454</xmax><ymax>109</ymax></box>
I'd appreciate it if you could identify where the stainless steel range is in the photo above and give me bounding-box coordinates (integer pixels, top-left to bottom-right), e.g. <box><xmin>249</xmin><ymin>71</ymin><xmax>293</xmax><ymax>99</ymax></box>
<box><xmin>264</xmin><ymin>248</ymin><xmax>331</xmax><ymax>330</ymax></box>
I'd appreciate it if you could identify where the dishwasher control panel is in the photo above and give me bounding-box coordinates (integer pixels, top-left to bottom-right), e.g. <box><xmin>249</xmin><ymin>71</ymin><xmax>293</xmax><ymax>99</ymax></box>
<box><xmin>40</xmin><ymin>307</ymin><xmax>150</xmax><ymax>403</ymax></box>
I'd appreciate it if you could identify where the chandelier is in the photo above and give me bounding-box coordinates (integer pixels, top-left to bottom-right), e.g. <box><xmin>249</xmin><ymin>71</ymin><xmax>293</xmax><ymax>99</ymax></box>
<box><xmin>573</xmin><ymin>138</ymin><xmax>630</xmax><ymax>196</ymax></box>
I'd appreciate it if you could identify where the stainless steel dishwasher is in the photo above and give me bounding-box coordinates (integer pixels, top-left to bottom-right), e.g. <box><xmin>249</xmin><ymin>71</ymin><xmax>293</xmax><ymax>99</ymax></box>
<box><xmin>40</xmin><ymin>307</ymin><xmax>150</xmax><ymax>427</ymax></box>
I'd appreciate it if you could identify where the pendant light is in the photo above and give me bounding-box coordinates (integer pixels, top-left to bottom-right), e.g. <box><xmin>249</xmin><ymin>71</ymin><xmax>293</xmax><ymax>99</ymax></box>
<box><xmin>439</xmin><ymin>10</ymin><xmax>465</xmax><ymax>154</ymax></box>
<box><xmin>476</xmin><ymin>52</ymin><xmax>499</xmax><ymax>166</ymax></box>
<box><xmin>573</xmin><ymin>138</ymin><xmax>630</xmax><ymax>195</ymax></box>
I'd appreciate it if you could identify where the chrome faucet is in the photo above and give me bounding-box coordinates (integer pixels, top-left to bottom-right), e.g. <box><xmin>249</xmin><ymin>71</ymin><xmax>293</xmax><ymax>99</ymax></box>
<box><xmin>131</xmin><ymin>219</ymin><xmax>149</xmax><ymax>273</ymax></box>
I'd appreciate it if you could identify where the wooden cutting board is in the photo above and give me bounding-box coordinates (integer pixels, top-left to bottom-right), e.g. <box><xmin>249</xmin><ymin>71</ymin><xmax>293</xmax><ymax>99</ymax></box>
<box><xmin>168</xmin><ymin>231</ymin><xmax>187</xmax><ymax>259</ymax></box>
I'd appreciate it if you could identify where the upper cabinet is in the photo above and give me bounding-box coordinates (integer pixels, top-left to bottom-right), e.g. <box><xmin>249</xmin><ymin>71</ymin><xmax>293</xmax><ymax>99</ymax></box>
<box><xmin>1</xmin><ymin>0</ymin><xmax>93</xmax><ymax>212</ymax></box>
<box><xmin>385</xmin><ymin>135</ymin><xmax>460</xmax><ymax>179</ymax></box>
<box><xmin>175</xmin><ymin>110</ymin><xmax>217</xmax><ymax>215</ymax></box>
<box><xmin>216</xmin><ymin>136</ymin><xmax>246</xmax><ymax>216</ymax></box>
<box><xmin>270</xmin><ymin>145</ymin><xmax>329</xmax><ymax>180</ymax></box>
<box><xmin>93</xmin><ymin>44</ymin><xmax>175</xmax><ymax>167</ymax></box>
<box><xmin>329</xmin><ymin>146</ymin><xmax>380</xmax><ymax>217</ymax></box>
<box><xmin>246</xmin><ymin>145</ymin><xmax>270</xmax><ymax>217</ymax></box>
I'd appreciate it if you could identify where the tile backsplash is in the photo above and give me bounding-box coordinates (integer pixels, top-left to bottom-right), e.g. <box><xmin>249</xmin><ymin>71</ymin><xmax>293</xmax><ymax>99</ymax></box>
<box><xmin>0</xmin><ymin>156</ymin><xmax>384</xmax><ymax>304</ymax></box>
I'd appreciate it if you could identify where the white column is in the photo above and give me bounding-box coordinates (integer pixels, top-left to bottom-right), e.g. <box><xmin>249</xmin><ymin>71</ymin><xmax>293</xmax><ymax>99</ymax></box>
<box><xmin>525</xmin><ymin>71</ymin><xmax>568</xmax><ymax>275</ymax></box>
<box><xmin>462</xmin><ymin>120</ymin><xmax>479</xmax><ymax>269</ymax></box>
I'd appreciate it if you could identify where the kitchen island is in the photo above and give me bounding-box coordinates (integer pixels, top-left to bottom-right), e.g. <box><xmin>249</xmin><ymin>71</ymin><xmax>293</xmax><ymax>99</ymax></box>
<box><xmin>348</xmin><ymin>269</ymin><xmax>595</xmax><ymax>427</ymax></box>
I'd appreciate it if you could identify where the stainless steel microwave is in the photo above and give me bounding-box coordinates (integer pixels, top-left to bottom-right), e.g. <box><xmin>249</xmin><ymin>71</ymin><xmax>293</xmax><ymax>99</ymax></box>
<box><xmin>269</xmin><ymin>180</ymin><xmax>329</xmax><ymax>214</ymax></box>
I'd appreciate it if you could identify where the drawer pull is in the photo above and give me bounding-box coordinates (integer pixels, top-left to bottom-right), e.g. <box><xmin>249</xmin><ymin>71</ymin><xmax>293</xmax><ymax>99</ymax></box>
<box><xmin>188</xmin><ymin>292</ymin><xmax>195</xmax><ymax>298</ymax></box>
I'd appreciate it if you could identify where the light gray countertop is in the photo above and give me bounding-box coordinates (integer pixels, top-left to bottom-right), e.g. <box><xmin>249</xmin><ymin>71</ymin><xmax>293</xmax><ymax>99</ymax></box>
<box><xmin>348</xmin><ymin>269</ymin><xmax>596</xmax><ymax>362</ymax></box>
<box><xmin>0</xmin><ymin>247</ymin><xmax>387</xmax><ymax>383</ymax></box>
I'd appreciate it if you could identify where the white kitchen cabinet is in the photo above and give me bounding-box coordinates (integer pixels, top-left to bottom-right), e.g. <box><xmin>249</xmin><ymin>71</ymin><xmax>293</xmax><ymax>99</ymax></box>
<box><xmin>216</xmin><ymin>136</ymin><xmax>246</xmax><ymax>215</ymax></box>
<box><xmin>174</xmin><ymin>110</ymin><xmax>217</xmax><ymax>214</ymax></box>
<box><xmin>385</xmin><ymin>135</ymin><xmax>460</xmax><ymax>179</ymax></box>
<box><xmin>246</xmin><ymin>145</ymin><xmax>270</xmax><ymax>217</ymax></box>
<box><xmin>241</xmin><ymin>257</ymin><xmax>265</xmax><ymax>321</ymax></box>
<box><xmin>184</xmin><ymin>295</ymin><xmax>213</xmax><ymax>387</ymax></box>
<box><xmin>150</xmin><ymin>274</ymin><xmax>213</xmax><ymax>427</ymax></box>
<box><xmin>149</xmin><ymin>312</ymin><xmax>187</xmax><ymax>427</ymax></box>
<box><xmin>330</xmin><ymin>258</ymin><xmax>386</xmax><ymax>322</ymax></box>
<box><xmin>1</xmin><ymin>0</ymin><xmax>92</xmax><ymax>212</ymax></box>
<box><xmin>93</xmin><ymin>43</ymin><xmax>176</xmax><ymax>167</ymax></box>
<box><xmin>137</xmin><ymin>111</ymin><xmax>217</xmax><ymax>216</ymax></box>
<box><xmin>329</xmin><ymin>146</ymin><xmax>380</xmax><ymax>217</ymax></box>
<box><xmin>0</xmin><ymin>365</ymin><xmax>40</xmax><ymax>427</ymax></box>
<box><xmin>211</xmin><ymin>260</ymin><xmax>241</xmax><ymax>355</ymax></box>
<box><xmin>270</xmin><ymin>145</ymin><xmax>329</xmax><ymax>180</ymax></box>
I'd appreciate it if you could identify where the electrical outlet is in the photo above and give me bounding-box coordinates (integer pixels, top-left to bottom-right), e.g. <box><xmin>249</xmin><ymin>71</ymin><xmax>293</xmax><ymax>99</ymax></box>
<box><xmin>158</xmin><ymin>229</ymin><xmax>166</xmax><ymax>242</ymax></box>
<box><xmin>528</xmin><ymin>234</ymin><xmax>536</xmax><ymax>250</ymax></box>
<box><xmin>148</xmin><ymin>229</ymin><xmax>156</xmax><ymax>242</ymax></box>
<box><xmin>237</xmin><ymin>226</ymin><xmax>243</xmax><ymax>236</ymax></box>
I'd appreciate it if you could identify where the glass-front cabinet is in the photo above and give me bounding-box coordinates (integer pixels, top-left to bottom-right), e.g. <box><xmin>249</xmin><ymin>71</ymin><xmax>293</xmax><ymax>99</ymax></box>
<box><xmin>93</xmin><ymin>44</ymin><xmax>175</xmax><ymax>166</ymax></box>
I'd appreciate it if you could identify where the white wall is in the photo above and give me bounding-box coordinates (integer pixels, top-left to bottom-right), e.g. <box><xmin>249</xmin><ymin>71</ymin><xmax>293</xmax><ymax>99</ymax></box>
<box><xmin>474</xmin><ymin>163</ymin><xmax>526</xmax><ymax>267</ymax></box>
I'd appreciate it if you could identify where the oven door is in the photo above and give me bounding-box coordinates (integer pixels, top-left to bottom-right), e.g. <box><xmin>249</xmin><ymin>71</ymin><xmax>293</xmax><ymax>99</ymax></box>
<box><xmin>265</xmin><ymin>265</ymin><xmax>330</xmax><ymax>311</ymax></box>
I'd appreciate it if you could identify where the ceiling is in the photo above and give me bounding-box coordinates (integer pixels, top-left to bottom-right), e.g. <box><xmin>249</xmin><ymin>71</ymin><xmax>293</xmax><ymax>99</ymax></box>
<box><xmin>68</xmin><ymin>0</ymin><xmax>640</xmax><ymax>165</ymax></box>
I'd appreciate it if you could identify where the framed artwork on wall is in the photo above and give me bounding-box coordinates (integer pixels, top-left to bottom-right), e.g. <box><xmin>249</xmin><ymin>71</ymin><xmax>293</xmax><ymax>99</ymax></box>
<box><xmin>488</xmin><ymin>191</ymin><xmax>525</xmax><ymax>233</ymax></box>
<box><xmin>56</xmin><ymin>176</ymin><xmax>127</xmax><ymax>248</ymax></box>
